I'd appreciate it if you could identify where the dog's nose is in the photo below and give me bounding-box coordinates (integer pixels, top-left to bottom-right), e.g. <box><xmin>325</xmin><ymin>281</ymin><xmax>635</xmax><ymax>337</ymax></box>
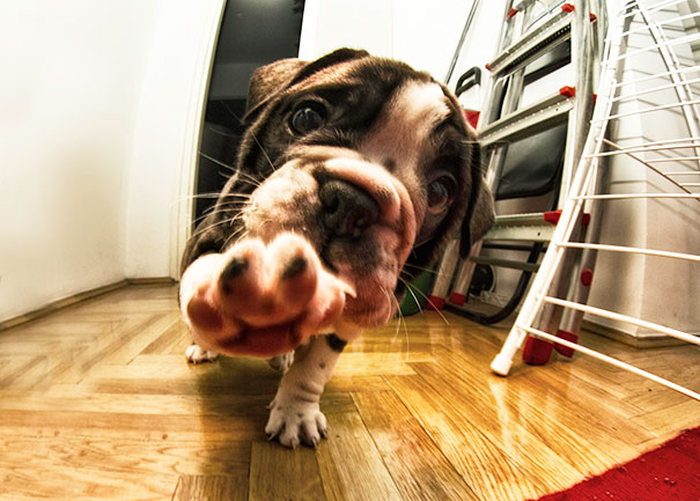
<box><xmin>319</xmin><ymin>179</ymin><xmax>380</xmax><ymax>238</ymax></box>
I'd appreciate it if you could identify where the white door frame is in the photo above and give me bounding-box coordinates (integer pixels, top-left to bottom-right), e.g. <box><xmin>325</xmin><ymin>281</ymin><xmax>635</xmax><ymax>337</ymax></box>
<box><xmin>170</xmin><ymin>0</ymin><xmax>227</xmax><ymax>279</ymax></box>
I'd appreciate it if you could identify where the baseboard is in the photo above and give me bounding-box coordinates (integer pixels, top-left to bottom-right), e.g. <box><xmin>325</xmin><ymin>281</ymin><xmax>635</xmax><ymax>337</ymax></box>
<box><xmin>126</xmin><ymin>277</ymin><xmax>178</xmax><ymax>286</ymax></box>
<box><xmin>581</xmin><ymin>320</ymin><xmax>688</xmax><ymax>349</ymax></box>
<box><xmin>0</xmin><ymin>278</ymin><xmax>177</xmax><ymax>333</ymax></box>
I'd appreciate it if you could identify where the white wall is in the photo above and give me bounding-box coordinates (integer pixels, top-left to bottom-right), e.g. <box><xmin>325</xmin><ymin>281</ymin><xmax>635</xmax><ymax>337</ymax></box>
<box><xmin>0</xmin><ymin>1</ymin><xmax>160</xmax><ymax>321</ymax></box>
<box><xmin>124</xmin><ymin>0</ymin><xmax>225</xmax><ymax>279</ymax></box>
<box><xmin>0</xmin><ymin>0</ymin><xmax>224</xmax><ymax>323</ymax></box>
<box><xmin>299</xmin><ymin>0</ymin><xmax>483</xmax><ymax>82</ymax></box>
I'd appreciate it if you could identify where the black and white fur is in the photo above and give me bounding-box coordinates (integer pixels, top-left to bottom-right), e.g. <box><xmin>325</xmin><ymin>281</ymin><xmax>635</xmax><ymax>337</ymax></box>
<box><xmin>179</xmin><ymin>49</ymin><xmax>494</xmax><ymax>448</ymax></box>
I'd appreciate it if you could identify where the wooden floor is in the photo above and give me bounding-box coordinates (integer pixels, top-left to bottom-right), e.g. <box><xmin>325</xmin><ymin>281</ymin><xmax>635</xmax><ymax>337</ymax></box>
<box><xmin>0</xmin><ymin>284</ymin><xmax>697</xmax><ymax>501</ymax></box>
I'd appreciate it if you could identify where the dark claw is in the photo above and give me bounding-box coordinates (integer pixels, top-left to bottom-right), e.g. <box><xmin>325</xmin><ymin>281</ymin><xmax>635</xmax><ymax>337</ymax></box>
<box><xmin>282</xmin><ymin>256</ymin><xmax>308</xmax><ymax>279</ymax></box>
<box><xmin>220</xmin><ymin>257</ymin><xmax>249</xmax><ymax>294</ymax></box>
<box><xmin>266</xmin><ymin>422</ymin><xmax>285</xmax><ymax>442</ymax></box>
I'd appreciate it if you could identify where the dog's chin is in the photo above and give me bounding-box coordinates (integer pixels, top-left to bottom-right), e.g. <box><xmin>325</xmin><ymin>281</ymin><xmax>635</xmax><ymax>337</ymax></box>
<box><xmin>341</xmin><ymin>299</ymin><xmax>395</xmax><ymax>328</ymax></box>
<box><xmin>335</xmin><ymin>271</ymin><xmax>399</xmax><ymax>328</ymax></box>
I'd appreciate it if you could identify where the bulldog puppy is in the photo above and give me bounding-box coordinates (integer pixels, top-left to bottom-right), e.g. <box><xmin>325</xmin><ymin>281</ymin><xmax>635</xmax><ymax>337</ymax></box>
<box><xmin>179</xmin><ymin>48</ymin><xmax>494</xmax><ymax>448</ymax></box>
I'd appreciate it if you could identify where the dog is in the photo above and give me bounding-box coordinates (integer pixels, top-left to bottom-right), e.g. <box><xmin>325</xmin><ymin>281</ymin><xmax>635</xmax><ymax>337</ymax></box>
<box><xmin>179</xmin><ymin>48</ymin><xmax>494</xmax><ymax>448</ymax></box>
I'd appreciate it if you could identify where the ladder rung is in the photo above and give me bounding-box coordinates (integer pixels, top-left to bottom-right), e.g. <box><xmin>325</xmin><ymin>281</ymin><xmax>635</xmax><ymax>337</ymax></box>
<box><xmin>488</xmin><ymin>9</ymin><xmax>572</xmax><ymax>75</ymax></box>
<box><xmin>484</xmin><ymin>212</ymin><xmax>558</xmax><ymax>243</ymax></box>
<box><xmin>573</xmin><ymin>193</ymin><xmax>700</xmax><ymax>200</ymax></box>
<box><xmin>469</xmin><ymin>256</ymin><xmax>540</xmax><ymax>273</ymax></box>
<box><xmin>647</xmin><ymin>158</ymin><xmax>700</xmax><ymax>164</ymax></box>
<box><xmin>590</xmin><ymin>99</ymin><xmax>700</xmax><ymax>123</ymax></box>
<box><xmin>585</xmin><ymin>140</ymin><xmax>700</xmax><ymax>158</ymax></box>
<box><xmin>613</xmin><ymin>33</ymin><xmax>700</xmax><ymax>63</ymax></box>
<box><xmin>495</xmin><ymin>212</ymin><xmax>557</xmax><ymax>225</ymax></box>
<box><xmin>540</xmin><ymin>296</ymin><xmax>700</xmax><ymax>345</ymax></box>
<box><xmin>613</xmin><ymin>65</ymin><xmax>700</xmax><ymax>89</ymax></box>
<box><xmin>556</xmin><ymin>242</ymin><xmax>700</xmax><ymax>261</ymax></box>
<box><xmin>479</xmin><ymin>92</ymin><xmax>573</xmax><ymax>146</ymax></box>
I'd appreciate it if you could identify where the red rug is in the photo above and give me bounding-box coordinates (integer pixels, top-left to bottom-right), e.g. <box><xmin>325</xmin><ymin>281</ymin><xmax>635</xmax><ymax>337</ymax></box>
<box><xmin>534</xmin><ymin>427</ymin><xmax>699</xmax><ymax>501</ymax></box>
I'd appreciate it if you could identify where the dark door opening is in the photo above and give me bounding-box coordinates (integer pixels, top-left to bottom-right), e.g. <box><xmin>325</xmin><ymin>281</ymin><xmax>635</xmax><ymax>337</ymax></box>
<box><xmin>194</xmin><ymin>0</ymin><xmax>305</xmax><ymax>227</ymax></box>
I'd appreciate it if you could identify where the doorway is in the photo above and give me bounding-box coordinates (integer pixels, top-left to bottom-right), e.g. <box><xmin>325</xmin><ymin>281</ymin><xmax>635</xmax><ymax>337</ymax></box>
<box><xmin>194</xmin><ymin>0</ymin><xmax>305</xmax><ymax>226</ymax></box>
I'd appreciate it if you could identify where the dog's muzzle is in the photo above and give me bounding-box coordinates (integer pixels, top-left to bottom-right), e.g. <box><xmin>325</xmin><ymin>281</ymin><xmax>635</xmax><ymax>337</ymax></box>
<box><xmin>180</xmin><ymin>147</ymin><xmax>417</xmax><ymax>357</ymax></box>
<box><xmin>319</xmin><ymin>179</ymin><xmax>379</xmax><ymax>239</ymax></box>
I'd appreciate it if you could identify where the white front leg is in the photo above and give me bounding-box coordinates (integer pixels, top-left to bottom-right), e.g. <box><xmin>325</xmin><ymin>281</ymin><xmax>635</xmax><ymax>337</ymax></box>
<box><xmin>265</xmin><ymin>334</ymin><xmax>347</xmax><ymax>448</ymax></box>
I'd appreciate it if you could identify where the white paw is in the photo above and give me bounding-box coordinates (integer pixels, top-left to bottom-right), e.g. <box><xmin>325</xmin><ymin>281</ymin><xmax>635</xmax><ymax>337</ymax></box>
<box><xmin>185</xmin><ymin>344</ymin><xmax>220</xmax><ymax>364</ymax></box>
<box><xmin>267</xmin><ymin>352</ymin><xmax>294</xmax><ymax>373</ymax></box>
<box><xmin>265</xmin><ymin>399</ymin><xmax>328</xmax><ymax>448</ymax></box>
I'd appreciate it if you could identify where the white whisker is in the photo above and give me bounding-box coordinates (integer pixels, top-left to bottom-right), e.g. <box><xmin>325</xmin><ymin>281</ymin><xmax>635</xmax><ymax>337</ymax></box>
<box><xmin>199</xmin><ymin>152</ymin><xmax>235</xmax><ymax>172</ymax></box>
<box><xmin>403</xmin><ymin>278</ymin><xmax>450</xmax><ymax>326</ymax></box>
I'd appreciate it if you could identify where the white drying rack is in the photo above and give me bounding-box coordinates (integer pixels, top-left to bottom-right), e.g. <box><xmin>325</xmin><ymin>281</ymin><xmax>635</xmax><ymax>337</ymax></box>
<box><xmin>490</xmin><ymin>0</ymin><xmax>700</xmax><ymax>401</ymax></box>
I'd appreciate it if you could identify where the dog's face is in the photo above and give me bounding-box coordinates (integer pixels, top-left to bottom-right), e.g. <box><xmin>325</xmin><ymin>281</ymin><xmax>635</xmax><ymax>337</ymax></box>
<box><xmin>180</xmin><ymin>49</ymin><xmax>494</xmax><ymax>357</ymax></box>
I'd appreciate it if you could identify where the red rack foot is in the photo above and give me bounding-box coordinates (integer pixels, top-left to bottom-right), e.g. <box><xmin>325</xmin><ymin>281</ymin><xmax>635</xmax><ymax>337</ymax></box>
<box><xmin>554</xmin><ymin>329</ymin><xmax>578</xmax><ymax>358</ymax></box>
<box><xmin>523</xmin><ymin>336</ymin><xmax>553</xmax><ymax>365</ymax></box>
<box><xmin>426</xmin><ymin>295</ymin><xmax>446</xmax><ymax>311</ymax></box>
<box><xmin>449</xmin><ymin>291</ymin><xmax>467</xmax><ymax>306</ymax></box>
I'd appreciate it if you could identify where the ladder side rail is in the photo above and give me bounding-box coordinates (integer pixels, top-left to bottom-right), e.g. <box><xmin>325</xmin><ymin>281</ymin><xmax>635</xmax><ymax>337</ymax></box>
<box><xmin>497</xmin><ymin>0</ymin><xmax>523</xmax><ymax>55</ymax></box>
<box><xmin>491</xmin><ymin>3</ymin><xmax>629</xmax><ymax>376</ymax></box>
<box><xmin>527</xmin><ymin>0</ymin><xmax>595</xmax><ymax>346</ymax></box>
<box><xmin>445</xmin><ymin>0</ymin><xmax>483</xmax><ymax>85</ymax></box>
<box><xmin>557</xmin><ymin>154</ymin><xmax>608</xmax><ymax>351</ymax></box>
<box><xmin>533</xmin><ymin>218</ymin><xmax>585</xmax><ymax>335</ymax></box>
<box><xmin>430</xmin><ymin>0</ymin><xmax>516</xmax><ymax>308</ymax></box>
<box><xmin>427</xmin><ymin>238</ymin><xmax>461</xmax><ymax>308</ymax></box>
<box><xmin>559</xmin><ymin>0</ymin><xmax>594</xmax><ymax>205</ymax></box>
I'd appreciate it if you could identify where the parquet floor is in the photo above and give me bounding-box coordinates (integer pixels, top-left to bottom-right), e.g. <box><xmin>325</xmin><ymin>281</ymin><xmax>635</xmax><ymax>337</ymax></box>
<box><xmin>0</xmin><ymin>284</ymin><xmax>697</xmax><ymax>500</ymax></box>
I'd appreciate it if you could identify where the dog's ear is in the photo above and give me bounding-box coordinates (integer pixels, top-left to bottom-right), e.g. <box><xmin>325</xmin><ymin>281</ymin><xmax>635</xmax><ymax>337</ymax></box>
<box><xmin>459</xmin><ymin>146</ymin><xmax>495</xmax><ymax>257</ymax></box>
<box><xmin>246</xmin><ymin>58</ymin><xmax>308</xmax><ymax>113</ymax></box>
<box><xmin>285</xmin><ymin>48</ymin><xmax>369</xmax><ymax>87</ymax></box>
<box><xmin>245</xmin><ymin>48</ymin><xmax>370</xmax><ymax>117</ymax></box>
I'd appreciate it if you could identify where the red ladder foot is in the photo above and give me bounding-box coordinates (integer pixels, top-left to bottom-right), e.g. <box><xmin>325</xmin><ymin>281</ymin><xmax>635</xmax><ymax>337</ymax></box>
<box><xmin>426</xmin><ymin>295</ymin><xmax>446</xmax><ymax>311</ymax></box>
<box><xmin>523</xmin><ymin>336</ymin><xmax>553</xmax><ymax>365</ymax></box>
<box><xmin>554</xmin><ymin>329</ymin><xmax>578</xmax><ymax>358</ymax></box>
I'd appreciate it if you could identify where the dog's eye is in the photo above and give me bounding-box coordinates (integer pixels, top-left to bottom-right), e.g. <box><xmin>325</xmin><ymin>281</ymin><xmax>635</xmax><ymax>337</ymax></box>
<box><xmin>427</xmin><ymin>175</ymin><xmax>456</xmax><ymax>214</ymax></box>
<box><xmin>290</xmin><ymin>103</ymin><xmax>326</xmax><ymax>135</ymax></box>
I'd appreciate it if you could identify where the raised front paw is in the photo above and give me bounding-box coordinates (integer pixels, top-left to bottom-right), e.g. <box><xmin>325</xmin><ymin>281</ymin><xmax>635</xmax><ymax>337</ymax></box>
<box><xmin>265</xmin><ymin>399</ymin><xmax>328</xmax><ymax>448</ymax></box>
<box><xmin>185</xmin><ymin>343</ymin><xmax>220</xmax><ymax>364</ymax></box>
<box><xmin>179</xmin><ymin>233</ymin><xmax>353</xmax><ymax>359</ymax></box>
